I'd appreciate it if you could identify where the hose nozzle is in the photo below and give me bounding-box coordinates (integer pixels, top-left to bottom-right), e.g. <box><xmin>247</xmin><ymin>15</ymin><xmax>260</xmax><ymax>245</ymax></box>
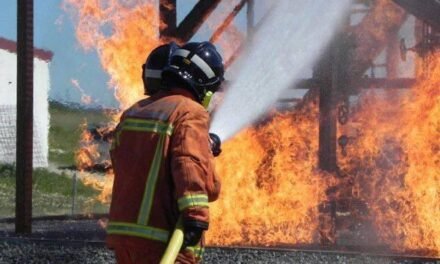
<box><xmin>209</xmin><ymin>133</ymin><xmax>222</xmax><ymax>157</ymax></box>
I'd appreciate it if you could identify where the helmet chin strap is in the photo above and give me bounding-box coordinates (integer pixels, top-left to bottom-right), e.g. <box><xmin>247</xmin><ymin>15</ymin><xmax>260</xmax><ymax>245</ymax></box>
<box><xmin>202</xmin><ymin>90</ymin><xmax>214</xmax><ymax>109</ymax></box>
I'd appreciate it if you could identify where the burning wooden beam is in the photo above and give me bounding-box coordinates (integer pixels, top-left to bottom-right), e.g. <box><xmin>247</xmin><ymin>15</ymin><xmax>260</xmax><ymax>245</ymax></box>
<box><xmin>359</xmin><ymin>77</ymin><xmax>416</xmax><ymax>89</ymax></box>
<box><xmin>316</xmin><ymin>43</ymin><xmax>339</xmax><ymax>174</ymax></box>
<box><xmin>222</xmin><ymin>2</ymin><xmax>275</xmax><ymax>68</ymax></box>
<box><xmin>277</xmin><ymin>98</ymin><xmax>302</xmax><ymax>104</ymax></box>
<box><xmin>209</xmin><ymin>0</ymin><xmax>247</xmax><ymax>43</ymax></box>
<box><xmin>159</xmin><ymin>0</ymin><xmax>177</xmax><ymax>38</ymax></box>
<box><xmin>349</xmin><ymin>0</ymin><xmax>407</xmax><ymax>77</ymax></box>
<box><xmin>316</xmin><ymin>34</ymin><xmax>352</xmax><ymax>244</ymax></box>
<box><xmin>291</xmin><ymin>78</ymin><xmax>416</xmax><ymax>90</ymax></box>
<box><xmin>175</xmin><ymin>0</ymin><xmax>222</xmax><ymax>42</ymax></box>
<box><xmin>392</xmin><ymin>0</ymin><xmax>440</xmax><ymax>30</ymax></box>
<box><xmin>296</xmin><ymin>1</ymin><xmax>407</xmax><ymax>109</ymax></box>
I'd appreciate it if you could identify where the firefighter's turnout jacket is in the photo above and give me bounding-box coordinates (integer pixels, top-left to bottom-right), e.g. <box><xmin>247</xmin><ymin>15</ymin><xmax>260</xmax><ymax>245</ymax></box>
<box><xmin>106</xmin><ymin>88</ymin><xmax>221</xmax><ymax>263</ymax></box>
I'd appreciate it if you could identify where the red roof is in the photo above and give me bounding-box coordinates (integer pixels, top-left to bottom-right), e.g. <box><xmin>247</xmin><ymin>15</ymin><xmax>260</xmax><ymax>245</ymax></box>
<box><xmin>0</xmin><ymin>37</ymin><xmax>53</xmax><ymax>62</ymax></box>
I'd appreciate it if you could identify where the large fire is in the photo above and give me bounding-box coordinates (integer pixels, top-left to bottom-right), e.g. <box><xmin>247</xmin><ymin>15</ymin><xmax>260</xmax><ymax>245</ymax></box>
<box><xmin>63</xmin><ymin>0</ymin><xmax>439</xmax><ymax>255</ymax></box>
<box><xmin>64</xmin><ymin>0</ymin><xmax>245</xmax><ymax>205</ymax></box>
<box><xmin>208</xmin><ymin>105</ymin><xmax>330</xmax><ymax>246</ymax></box>
<box><xmin>339</xmin><ymin>53</ymin><xmax>440</xmax><ymax>254</ymax></box>
<box><xmin>63</xmin><ymin>0</ymin><xmax>166</xmax><ymax>205</ymax></box>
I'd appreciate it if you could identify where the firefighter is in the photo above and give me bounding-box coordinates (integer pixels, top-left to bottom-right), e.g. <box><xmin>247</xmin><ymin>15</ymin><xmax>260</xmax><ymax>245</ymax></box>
<box><xmin>106</xmin><ymin>41</ymin><xmax>224</xmax><ymax>263</ymax></box>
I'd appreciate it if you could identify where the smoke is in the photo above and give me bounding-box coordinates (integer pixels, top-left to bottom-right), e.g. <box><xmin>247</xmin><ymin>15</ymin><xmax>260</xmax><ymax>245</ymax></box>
<box><xmin>210</xmin><ymin>0</ymin><xmax>352</xmax><ymax>141</ymax></box>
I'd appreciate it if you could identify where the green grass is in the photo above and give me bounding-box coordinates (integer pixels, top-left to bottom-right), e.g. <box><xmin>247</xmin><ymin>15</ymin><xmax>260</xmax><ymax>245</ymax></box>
<box><xmin>49</xmin><ymin>101</ymin><xmax>111</xmax><ymax>166</ymax></box>
<box><xmin>0</xmin><ymin>164</ymin><xmax>108</xmax><ymax>217</ymax></box>
<box><xmin>33</xmin><ymin>168</ymin><xmax>98</xmax><ymax>197</ymax></box>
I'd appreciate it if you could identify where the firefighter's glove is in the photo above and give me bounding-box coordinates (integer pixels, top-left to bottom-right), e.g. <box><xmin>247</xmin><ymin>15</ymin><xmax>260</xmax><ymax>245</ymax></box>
<box><xmin>209</xmin><ymin>133</ymin><xmax>222</xmax><ymax>157</ymax></box>
<box><xmin>182</xmin><ymin>220</ymin><xmax>208</xmax><ymax>249</ymax></box>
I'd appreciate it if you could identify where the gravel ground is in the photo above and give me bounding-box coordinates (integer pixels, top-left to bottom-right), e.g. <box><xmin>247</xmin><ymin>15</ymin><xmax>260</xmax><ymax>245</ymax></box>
<box><xmin>0</xmin><ymin>219</ymin><xmax>438</xmax><ymax>264</ymax></box>
<box><xmin>204</xmin><ymin>248</ymin><xmax>440</xmax><ymax>264</ymax></box>
<box><xmin>0</xmin><ymin>242</ymin><xmax>114</xmax><ymax>264</ymax></box>
<box><xmin>0</xmin><ymin>244</ymin><xmax>438</xmax><ymax>264</ymax></box>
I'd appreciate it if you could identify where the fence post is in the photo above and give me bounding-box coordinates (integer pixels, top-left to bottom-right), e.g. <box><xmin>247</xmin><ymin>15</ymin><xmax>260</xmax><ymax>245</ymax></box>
<box><xmin>71</xmin><ymin>172</ymin><xmax>77</xmax><ymax>216</ymax></box>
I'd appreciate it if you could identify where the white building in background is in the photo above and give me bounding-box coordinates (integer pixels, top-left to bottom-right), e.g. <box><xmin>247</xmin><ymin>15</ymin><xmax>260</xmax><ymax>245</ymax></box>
<box><xmin>0</xmin><ymin>37</ymin><xmax>53</xmax><ymax>168</ymax></box>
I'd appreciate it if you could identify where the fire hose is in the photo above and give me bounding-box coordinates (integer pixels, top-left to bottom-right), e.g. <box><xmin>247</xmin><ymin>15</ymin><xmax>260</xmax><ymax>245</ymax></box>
<box><xmin>160</xmin><ymin>216</ymin><xmax>184</xmax><ymax>264</ymax></box>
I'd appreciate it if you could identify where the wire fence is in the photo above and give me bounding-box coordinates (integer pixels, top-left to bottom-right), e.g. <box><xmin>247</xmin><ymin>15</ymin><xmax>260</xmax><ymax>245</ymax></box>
<box><xmin>0</xmin><ymin>105</ymin><xmax>47</xmax><ymax>167</ymax></box>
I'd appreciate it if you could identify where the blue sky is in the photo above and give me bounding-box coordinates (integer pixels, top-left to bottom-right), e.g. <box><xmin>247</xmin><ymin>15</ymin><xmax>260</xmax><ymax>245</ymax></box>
<box><xmin>1</xmin><ymin>1</ymin><xmax>114</xmax><ymax>107</ymax></box>
<box><xmin>0</xmin><ymin>0</ymin><xmax>262</xmax><ymax>109</ymax></box>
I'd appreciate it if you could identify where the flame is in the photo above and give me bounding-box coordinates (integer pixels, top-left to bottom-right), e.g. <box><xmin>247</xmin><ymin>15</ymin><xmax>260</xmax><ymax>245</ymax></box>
<box><xmin>71</xmin><ymin>79</ymin><xmax>93</xmax><ymax>105</ymax></box>
<box><xmin>339</xmin><ymin>52</ymin><xmax>440</xmax><ymax>255</ymax></box>
<box><xmin>75</xmin><ymin>120</ymin><xmax>99</xmax><ymax>169</ymax></box>
<box><xmin>75</xmin><ymin>120</ymin><xmax>114</xmax><ymax>204</ymax></box>
<box><xmin>64</xmin><ymin>0</ymin><xmax>166</xmax><ymax>203</ymax></box>
<box><xmin>63</xmin><ymin>0</ymin><xmax>163</xmax><ymax>110</ymax></box>
<box><xmin>207</xmin><ymin>104</ymin><xmax>331</xmax><ymax>246</ymax></box>
<box><xmin>75</xmin><ymin>119</ymin><xmax>115</xmax><ymax>204</ymax></box>
<box><xmin>80</xmin><ymin>169</ymin><xmax>115</xmax><ymax>204</ymax></box>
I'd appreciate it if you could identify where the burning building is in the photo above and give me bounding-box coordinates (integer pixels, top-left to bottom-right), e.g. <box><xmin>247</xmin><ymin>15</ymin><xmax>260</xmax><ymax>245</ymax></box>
<box><xmin>62</xmin><ymin>0</ymin><xmax>440</xmax><ymax>259</ymax></box>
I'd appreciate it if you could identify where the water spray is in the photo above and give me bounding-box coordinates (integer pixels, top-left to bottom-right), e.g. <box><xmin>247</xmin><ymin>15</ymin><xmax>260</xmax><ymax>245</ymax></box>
<box><xmin>210</xmin><ymin>0</ymin><xmax>352</xmax><ymax>141</ymax></box>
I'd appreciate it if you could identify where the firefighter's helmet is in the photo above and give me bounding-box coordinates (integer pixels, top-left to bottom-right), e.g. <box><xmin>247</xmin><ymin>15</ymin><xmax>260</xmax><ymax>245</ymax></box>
<box><xmin>162</xmin><ymin>41</ymin><xmax>224</xmax><ymax>102</ymax></box>
<box><xmin>142</xmin><ymin>42</ymin><xmax>179</xmax><ymax>95</ymax></box>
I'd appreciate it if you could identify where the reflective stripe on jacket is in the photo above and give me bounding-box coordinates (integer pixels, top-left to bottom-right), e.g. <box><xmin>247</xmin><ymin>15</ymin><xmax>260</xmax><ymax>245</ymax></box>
<box><xmin>106</xmin><ymin>88</ymin><xmax>221</xmax><ymax>262</ymax></box>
